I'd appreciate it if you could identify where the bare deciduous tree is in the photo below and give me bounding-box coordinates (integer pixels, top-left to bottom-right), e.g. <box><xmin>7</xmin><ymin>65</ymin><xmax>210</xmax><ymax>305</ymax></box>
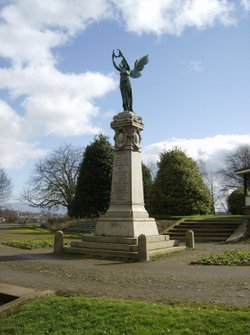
<box><xmin>218</xmin><ymin>145</ymin><xmax>250</xmax><ymax>191</ymax></box>
<box><xmin>0</xmin><ymin>168</ymin><xmax>12</xmax><ymax>203</ymax></box>
<box><xmin>21</xmin><ymin>144</ymin><xmax>82</xmax><ymax>215</ymax></box>
<box><xmin>197</xmin><ymin>160</ymin><xmax>221</xmax><ymax>214</ymax></box>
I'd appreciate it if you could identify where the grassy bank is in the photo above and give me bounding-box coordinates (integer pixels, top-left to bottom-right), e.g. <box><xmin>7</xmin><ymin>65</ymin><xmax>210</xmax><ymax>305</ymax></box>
<box><xmin>0</xmin><ymin>296</ymin><xmax>249</xmax><ymax>335</ymax></box>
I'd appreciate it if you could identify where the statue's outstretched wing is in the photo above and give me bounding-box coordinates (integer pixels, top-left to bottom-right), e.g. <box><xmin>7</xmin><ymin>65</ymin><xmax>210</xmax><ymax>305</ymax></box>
<box><xmin>130</xmin><ymin>55</ymin><xmax>149</xmax><ymax>78</ymax></box>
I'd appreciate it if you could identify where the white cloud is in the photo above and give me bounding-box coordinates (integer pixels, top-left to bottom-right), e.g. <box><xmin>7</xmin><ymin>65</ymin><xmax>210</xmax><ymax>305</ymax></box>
<box><xmin>0</xmin><ymin>99</ymin><xmax>23</xmax><ymax>139</ymax></box>
<box><xmin>185</xmin><ymin>60</ymin><xmax>204</xmax><ymax>72</ymax></box>
<box><xmin>0</xmin><ymin>99</ymin><xmax>48</xmax><ymax>168</ymax></box>
<box><xmin>241</xmin><ymin>0</ymin><xmax>250</xmax><ymax>11</ymax></box>
<box><xmin>112</xmin><ymin>0</ymin><xmax>236</xmax><ymax>35</ymax></box>
<box><xmin>0</xmin><ymin>0</ymin><xmax>112</xmax><ymax>66</ymax></box>
<box><xmin>0</xmin><ymin>65</ymin><xmax>116</xmax><ymax>137</ymax></box>
<box><xmin>142</xmin><ymin>134</ymin><xmax>250</xmax><ymax>171</ymax></box>
<box><xmin>0</xmin><ymin>1</ymin><xmax>116</xmax><ymax>167</ymax></box>
<box><xmin>0</xmin><ymin>139</ymin><xmax>48</xmax><ymax>169</ymax></box>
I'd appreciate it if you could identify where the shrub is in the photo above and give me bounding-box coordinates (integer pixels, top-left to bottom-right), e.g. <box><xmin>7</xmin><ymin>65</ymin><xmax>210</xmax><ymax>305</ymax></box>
<box><xmin>227</xmin><ymin>186</ymin><xmax>245</xmax><ymax>214</ymax></box>
<box><xmin>149</xmin><ymin>148</ymin><xmax>212</xmax><ymax>215</ymax></box>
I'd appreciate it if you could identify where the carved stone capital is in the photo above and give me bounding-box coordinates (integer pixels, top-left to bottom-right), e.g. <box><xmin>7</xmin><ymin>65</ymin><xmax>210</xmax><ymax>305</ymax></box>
<box><xmin>111</xmin><ymin>111</ymin><xmax>144</xmax><ymax>129</ymax></box>
<box><xmin>111</xmin><ymin>112</ymin><xmax>143</xmax><ymax>151</ymax></box>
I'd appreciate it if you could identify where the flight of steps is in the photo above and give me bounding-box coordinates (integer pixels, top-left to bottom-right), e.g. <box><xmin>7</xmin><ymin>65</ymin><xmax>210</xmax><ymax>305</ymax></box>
<box><xmin>167</xmin><ymin>219</ymin><xmax>242</xmax><ymax>242</ymax></box>
<box><xmin>64</xmin><ymin>234</ymin><xmax>185</xmax><ymax>261</ymax></box>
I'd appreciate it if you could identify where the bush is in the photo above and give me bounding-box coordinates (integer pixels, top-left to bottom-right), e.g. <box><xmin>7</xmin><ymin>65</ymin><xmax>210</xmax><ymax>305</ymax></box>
<box><xmin>149</xmin><ymin>148</ymin><xmax>212</xmax><ymax>215</ymax></box>
<box><xmin>227</xmin><ymin>186</ymin><xmax>245</xmax><ymax>214</ymax></box>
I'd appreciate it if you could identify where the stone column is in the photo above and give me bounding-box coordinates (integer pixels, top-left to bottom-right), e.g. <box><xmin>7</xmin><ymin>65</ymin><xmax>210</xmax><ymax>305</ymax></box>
<box><xmin>95</xmin><ymin>111</ymin><xmax>158</xmax><ymax>237</ymax></box>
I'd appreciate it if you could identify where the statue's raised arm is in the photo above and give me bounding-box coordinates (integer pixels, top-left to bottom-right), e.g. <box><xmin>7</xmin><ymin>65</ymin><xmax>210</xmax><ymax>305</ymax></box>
<box><xmin>112</xmin><ymin>49</ymin><xmax>149</xmax><ymax>112</ymax></box>
<box><xmin>112</xmin><ymin>50</ymin><xmax>122</xmax><ymax>72</ymax></box>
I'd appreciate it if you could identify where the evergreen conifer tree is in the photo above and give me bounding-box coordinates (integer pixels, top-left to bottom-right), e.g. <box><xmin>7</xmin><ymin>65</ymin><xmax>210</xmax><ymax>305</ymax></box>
<box><xmin>149</xmin><ymin>148</ymin><xmax>212</xmax><ymax>215</ymax></box>
<box><xmin>71</xmin><ymin>134</ymin><xmax>114</xmax><ymax>218</ymax></box>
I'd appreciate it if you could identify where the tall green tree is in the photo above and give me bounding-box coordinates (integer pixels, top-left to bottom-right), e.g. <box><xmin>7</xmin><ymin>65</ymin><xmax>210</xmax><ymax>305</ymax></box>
<box><xmin>71</xmin><ymin>134</ymin><xmax>114</xmax><ymax>218</ymax></box>
<box><xmin>149</xmin><ymin>148</ymin><xmax>212</xmax><ymax>215</ymax></box>
<box><xmin>142</xmin><ymin>162</ymin><xmax>153</xmax><ymax>210</ymax></box>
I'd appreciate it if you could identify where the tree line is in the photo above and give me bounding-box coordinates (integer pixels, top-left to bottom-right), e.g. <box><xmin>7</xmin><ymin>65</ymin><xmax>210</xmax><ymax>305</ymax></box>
<box><xmin>1</xmin><ymin>135</ymin><xmax>250</xmax><ymax>216</ymax></box>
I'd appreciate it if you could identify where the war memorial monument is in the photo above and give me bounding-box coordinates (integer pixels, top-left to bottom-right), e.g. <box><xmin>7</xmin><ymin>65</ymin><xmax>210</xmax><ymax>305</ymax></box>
<box><xmin>62</xmin><ymin>50</ymin><xmax>185</xmax><ymax>260</ymax></box>
<box><xmin>95</xmin><ymin>49</ymin><xmax>158</xmax><ymax>237</ymax></box>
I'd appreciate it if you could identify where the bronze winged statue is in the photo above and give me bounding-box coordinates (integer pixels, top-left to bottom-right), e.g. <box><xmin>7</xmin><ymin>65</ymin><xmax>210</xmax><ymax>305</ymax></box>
<box><xmin>112</xmin><ymin>49</ymin><xmax>149</xmax><ymax>112</ymax></box>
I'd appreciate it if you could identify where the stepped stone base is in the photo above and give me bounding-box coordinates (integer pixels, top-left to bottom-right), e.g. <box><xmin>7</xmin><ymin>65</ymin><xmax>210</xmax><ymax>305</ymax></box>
<box><xmin>63</xmin><ymin>234</ymin><xmax>185</xmax><ymax>261</ymax></box>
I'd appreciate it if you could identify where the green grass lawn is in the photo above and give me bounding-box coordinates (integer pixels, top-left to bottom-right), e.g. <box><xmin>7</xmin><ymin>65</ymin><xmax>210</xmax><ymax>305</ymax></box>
<box><xmin>0</xmin><ymin>225</ymin><xmax>82</xmax><ymax>249</ymax></box>
<box><xmin>0</xmin><ymin>296</ymin><xmax>249</xmax><ymax>335</ymax></box>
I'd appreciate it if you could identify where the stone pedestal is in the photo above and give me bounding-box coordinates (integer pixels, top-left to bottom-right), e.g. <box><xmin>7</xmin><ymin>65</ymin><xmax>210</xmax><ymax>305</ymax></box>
<box><xmin>95</xmin><ymin>111</ymin><xmax>158</xmax><ymax>237</ymax></box>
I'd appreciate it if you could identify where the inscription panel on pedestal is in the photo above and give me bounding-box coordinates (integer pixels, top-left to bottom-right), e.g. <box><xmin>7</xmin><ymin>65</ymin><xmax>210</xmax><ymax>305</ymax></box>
<box><xmin>111</xmin><ymin>151</ymin><xmax>130</xmax><ymax>202</ymax></box>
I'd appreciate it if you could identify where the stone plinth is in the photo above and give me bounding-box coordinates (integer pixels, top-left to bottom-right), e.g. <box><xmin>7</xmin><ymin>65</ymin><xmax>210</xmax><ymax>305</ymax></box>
<box><xmin>95</xmin><ymin>111</ymin><xmax>158</xmax><ymax>237</ymax></box>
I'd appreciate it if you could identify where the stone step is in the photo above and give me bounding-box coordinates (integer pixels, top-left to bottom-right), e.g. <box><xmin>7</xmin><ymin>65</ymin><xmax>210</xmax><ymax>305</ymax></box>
<box><xmin>149</xmin><ymin>246</ymin><xmax>186</xmax><ymax>257</ymax></box>
<box><xmin>145</xmin><ymin>235</ymin><xmax>170</xmax><ymax>242</ymax></box>
<box><xmin>166</xmin><ymin>219</ymin><xmax>242</xmax><ymax>242</ymax></box>
<box><xmin>169</xmin><ymin>230</ymin><xmax>233</xmax><ymax>235</ymax></box>
<box><xmin>184</xmin><ymin>220</ymin><xmax>241</xmax><ymax>224</ymax></box>
<box><xmin>64</xmin><ymin>246</ymin><xmax>138</xmax><ymax>259</ymax></box>
<box><xmin>181</xmin><ymin>223</ymin><xmax>240</xmax><ymax>227</ymax></box>
<box><xmin>175</xmin><ymin>224</ymin><xmax>239</xmax><ymax>229</ymax></box>
<box><xmin>169</xmin><ymin>235</ymin><xmax>228</xmax><ymax>241</ymax></box>
<box><xmin>64</xmin><ymin>234</ymin><xmax>184</xmax><ymax>261</ymax></box>
<box><xmin>184</xmin><ymin>219</ymin><xmax>242</xmax><ymax>223</ymax></box>
<box><xmin>82</xmin><ymin>235</ymin><xmax>138</xmax><ymax>245</ymax></box>
<box><xmin>168</xmin><ymin>233</ymin><xmax>231</xmax><ymax>239</ymax></box>
<box><xmin>71</xmin><ymin>240</ymin><xmax>138</xmax><ymax>252</ymax></box>
<box><xmin>148</xmin><ymin>239</ymin><xmax>179</xmax><ymax>251</ymax></box>
<box><xmin>168</xmin><ymin>228</ymin><xmax>236</xmax><ymax>233</ymax></box>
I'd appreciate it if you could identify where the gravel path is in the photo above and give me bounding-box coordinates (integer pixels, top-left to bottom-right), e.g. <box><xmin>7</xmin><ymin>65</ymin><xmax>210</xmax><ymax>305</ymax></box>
<box><xmin>0</xmin><ymin>242</ymin><xmax>249</xmax><ymax>307</ymax></box>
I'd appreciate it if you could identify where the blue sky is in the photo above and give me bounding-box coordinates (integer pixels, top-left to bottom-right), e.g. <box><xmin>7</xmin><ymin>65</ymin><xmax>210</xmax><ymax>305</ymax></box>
<box><xmin>0</xmin><ymin>0</ymin><xmax>250</xmax><ymax>204</ymax></box>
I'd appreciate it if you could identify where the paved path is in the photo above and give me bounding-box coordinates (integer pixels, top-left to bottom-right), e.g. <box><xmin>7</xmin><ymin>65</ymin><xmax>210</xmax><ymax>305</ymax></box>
<box><xmin>0</xmin><ymin>242</ymin><xmax>249</xmax><ymax>307</ymax></box>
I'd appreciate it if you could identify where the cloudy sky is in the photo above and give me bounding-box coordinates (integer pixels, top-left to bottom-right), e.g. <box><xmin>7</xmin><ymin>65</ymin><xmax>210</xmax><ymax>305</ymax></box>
<box><xmin>0</xmin><ymin>0</ymin><xmax>249</xmax><ymax>202</ymax></box>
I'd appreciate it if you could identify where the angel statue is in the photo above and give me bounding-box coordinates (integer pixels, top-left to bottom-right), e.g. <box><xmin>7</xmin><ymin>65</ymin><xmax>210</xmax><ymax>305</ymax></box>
<box><xmin>112</xmin><ymin>49</ymin><xmax>149</xmax><ymax>112</ymax></box>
